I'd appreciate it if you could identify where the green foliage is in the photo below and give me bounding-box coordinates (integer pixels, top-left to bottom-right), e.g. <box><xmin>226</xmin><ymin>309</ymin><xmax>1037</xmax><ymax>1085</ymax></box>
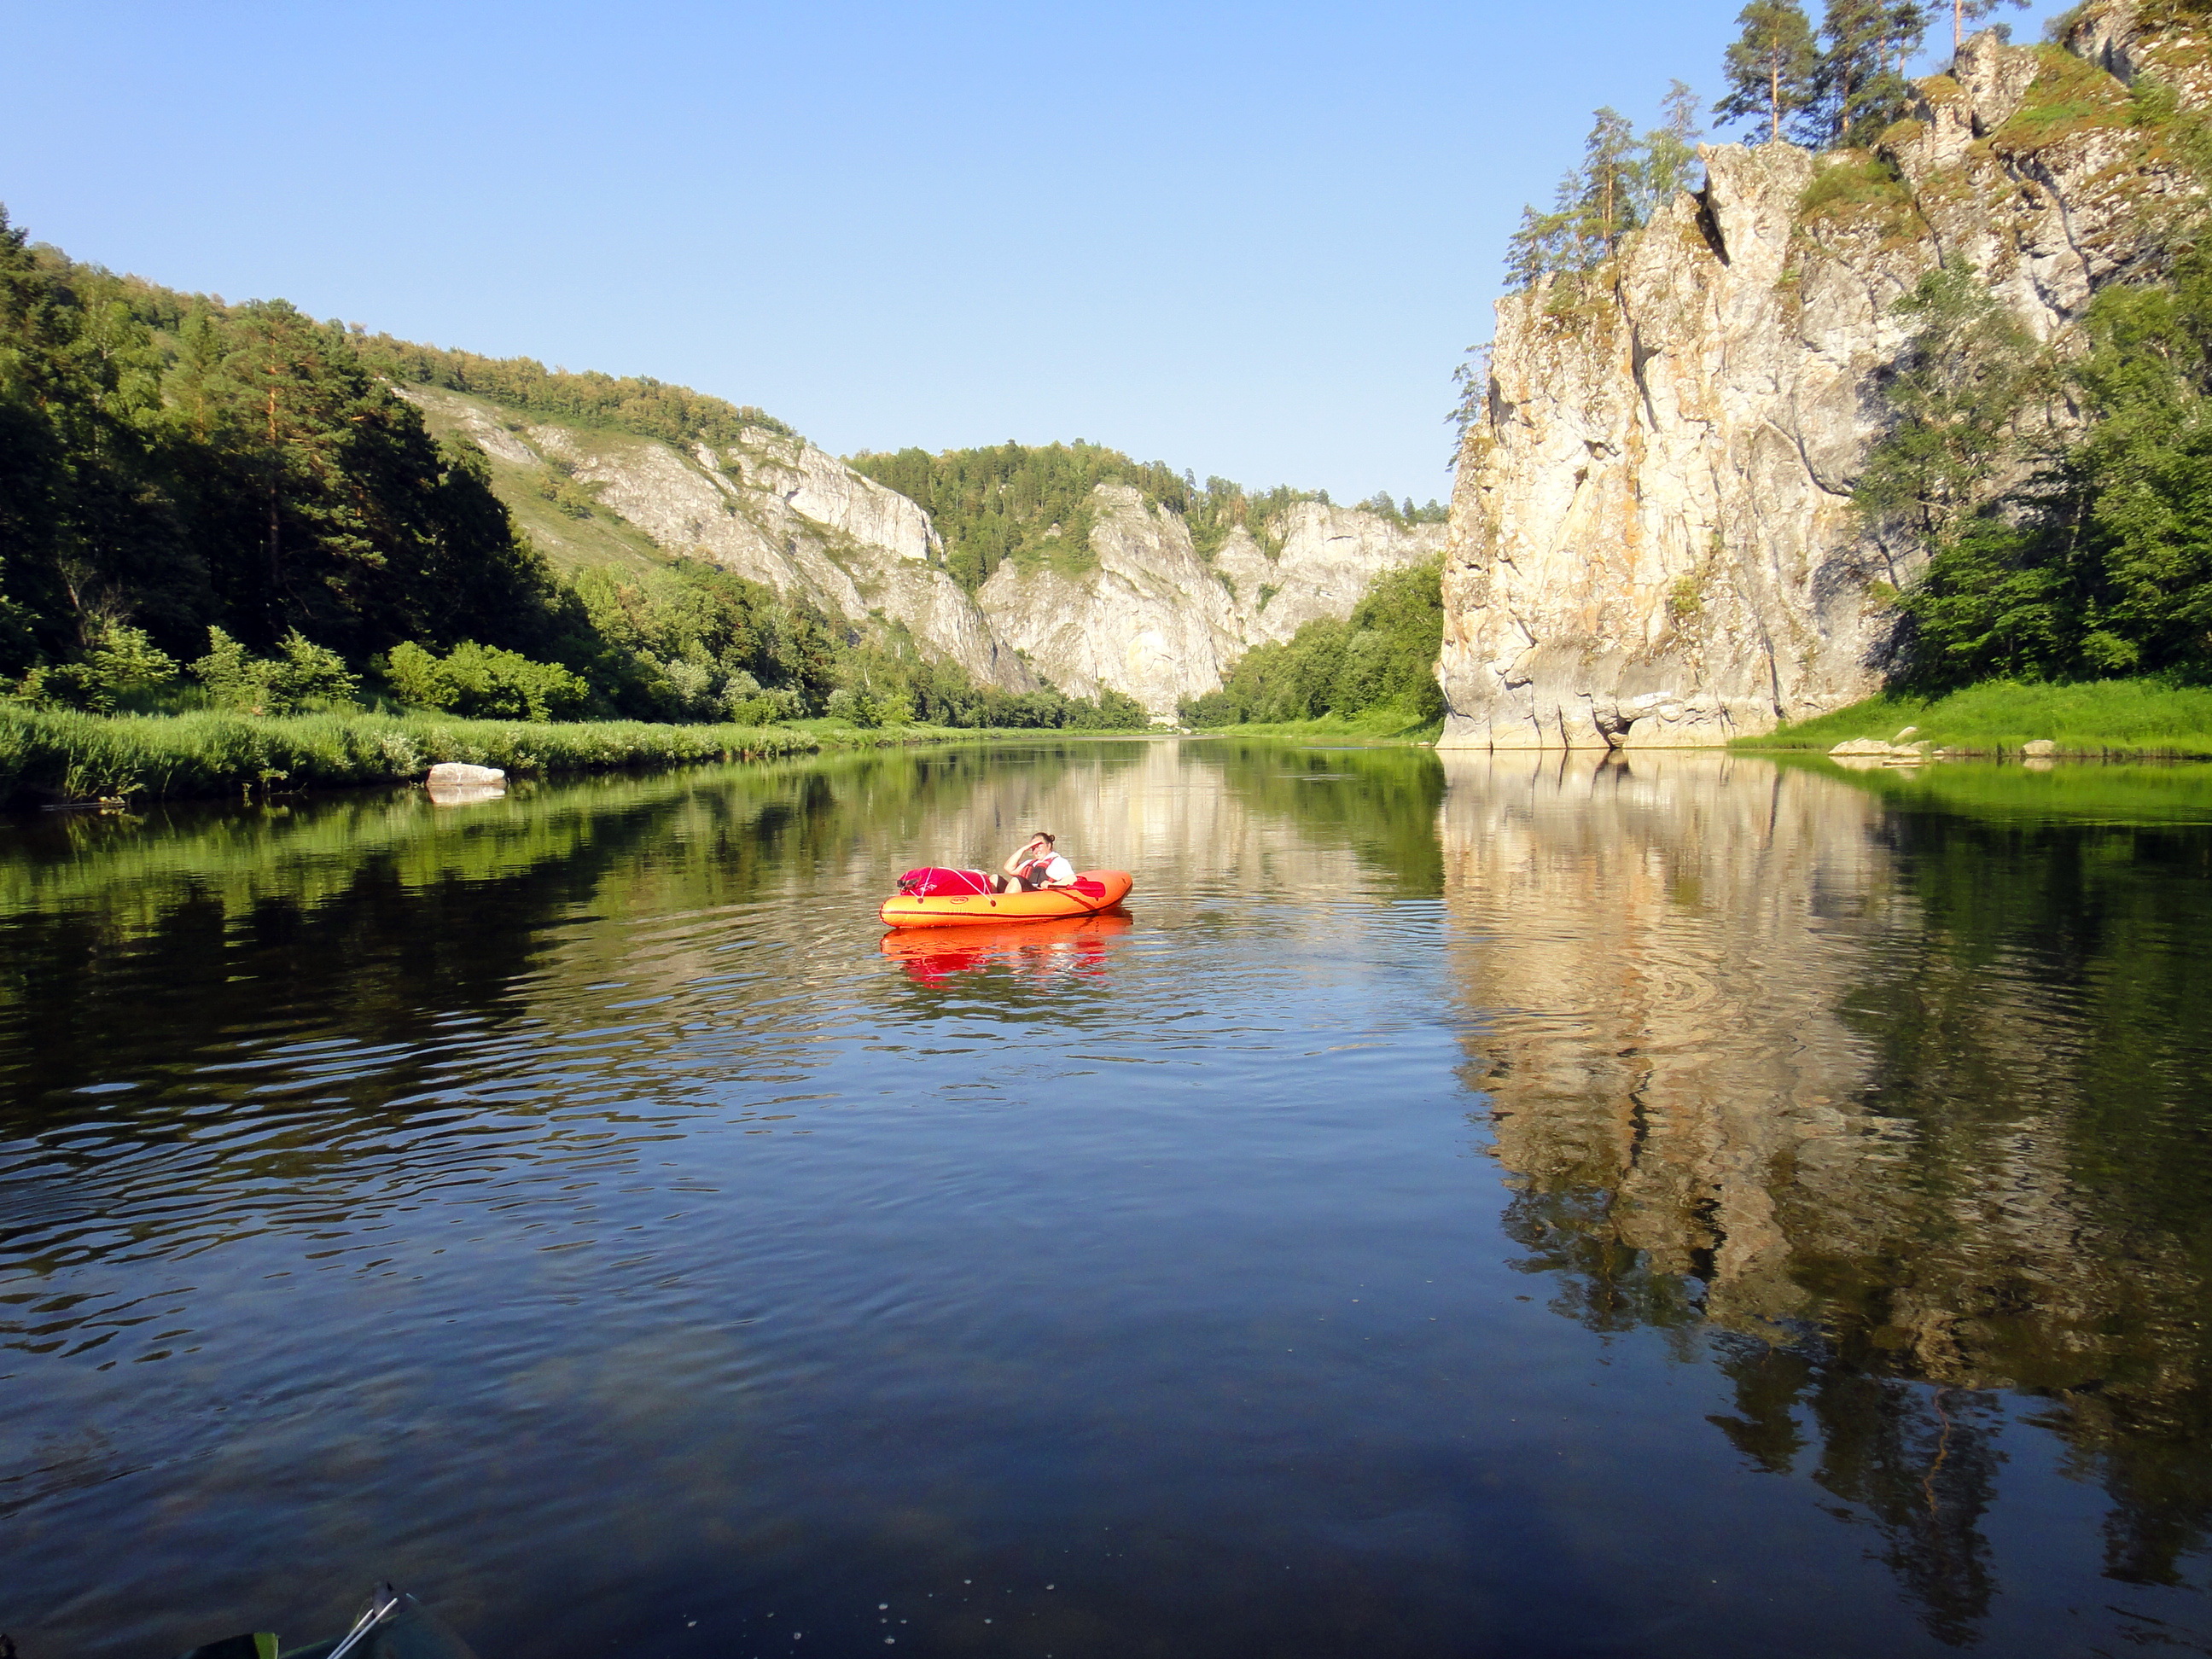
<box><xmin>847</xmin><ymin>440</ymin><xmax>1326</xmax><ymax>590</ymax></box>
<box><xmin>1953</xmin><ymin>0</ymin><xmax>2029</xmax><ymax>49</ymax></box>
<box><xmin>1811</xmin><ymin>0</ymin><xmax>1927</xmax><ymax>147</ymax></box>
<box><xmin>0</xmin><ymin>704</ymin><xmax>847</xmax><ymax>805</ymax></box>
<box><xmin>1864</xmin><ymin>243</ymin><xmax>2212</xmax><ymax>686</ymax></box>
<box><xmin>1989</xmin><ymin>43</ymin><xmax>2129</xmax><ymax>149</ymax></box>
<box><xmin>14</xmin><ymin>621</ymin><xmax>178</xmax><ymax>713</ymax></box>
<box><xmin>381</xmin><ymin>639</ymin><xmax>591</xmax><ymax>722</ymax></box>
<box><xmin>1797</xmin><ymin>150</ymin><xmax>1917</xmax><ymax>221</ymax></box>
<box><xmin>1181</xmin><ymin>556</ymin><xmax>1445</xmax><ymax>727</ymax></box>
<box><xmin>1505</xmin><ymin>85</ymin><xmax>1704</xmax><ymax>290</ymax></box>
<box><xmin>347</xmin><ymin>334</ymin><xmax>795</xmax><ymax>447</ymax></box>
<box><xmin>0</xmin><ymin>206</ymin><xmax>581</xmax><ymax>673</ymax></box>
<box><xmin>1743</xmin><ymin>678</ymin><xmax>2212</xmax><ymax>755</ymax></box>
<box><xmin>1854</xmin><ymin>265</ymin><xmax>2046</xmax><ymax>538</ymax></box>
<box><xmin>1716</xmin><ymin>0</ymin><xmax>1821</xmax><ymax>142</ymax></box>
<box><xmin>192</xmin><ymin>626</ymin><xmax>359</xmax><ymax>715</ymax></box>
<box><xmin>565</xmin><ymin>559</ymin><xmax>839</xmax><ymax>719</ymax></box>
<box><xmin>535</xmin><ymin>463</ymin><xmax>602</xmax><ymax>520</ymax></box>
<box><xmin>0</xmin><ymin>207</ymin><xmax>858</xmax><ymax>729</ymax></box>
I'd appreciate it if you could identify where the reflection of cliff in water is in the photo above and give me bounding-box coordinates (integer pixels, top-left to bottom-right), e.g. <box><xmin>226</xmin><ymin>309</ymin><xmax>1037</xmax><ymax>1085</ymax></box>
<box><xmin>1441</xmin><ymin>752</ymin><xmax>2212</xmax><ymax>1632</ymax></box>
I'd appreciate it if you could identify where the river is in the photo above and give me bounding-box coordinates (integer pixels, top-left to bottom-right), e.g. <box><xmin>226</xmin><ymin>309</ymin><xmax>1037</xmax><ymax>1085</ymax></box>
<box><xmin>6</xmin><ymin>739</ymin><xmax>2212</xmax><ymax>1657</ymax></box>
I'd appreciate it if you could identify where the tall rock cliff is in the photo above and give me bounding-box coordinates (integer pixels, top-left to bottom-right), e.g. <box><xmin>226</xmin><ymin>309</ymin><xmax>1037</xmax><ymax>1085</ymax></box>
<box><xmin>977</xmin><ymin>488</ymin><xmax>1447</xmax><ymax>716</ymax></box>
<box><xmin>408</xmin><ymin>383</ymin><xmax>1435</xmax><ymax>715</ymax></box>
<box><xmin>1437</xmin><ymin>2</ymin><xmax>2209</xmax><ymax>749</ymax></box>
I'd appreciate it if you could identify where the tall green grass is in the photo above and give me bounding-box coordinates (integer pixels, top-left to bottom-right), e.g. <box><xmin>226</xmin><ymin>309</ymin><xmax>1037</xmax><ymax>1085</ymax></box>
<box><xmin>1738</xmin><ymin>680</ymin><xmax>2212</xmax><ymax>757</ymax></box>
<box><xmin>0</xmin><ymin>707</ymin><xmax>952</xmax><ymax>805</ymax></box>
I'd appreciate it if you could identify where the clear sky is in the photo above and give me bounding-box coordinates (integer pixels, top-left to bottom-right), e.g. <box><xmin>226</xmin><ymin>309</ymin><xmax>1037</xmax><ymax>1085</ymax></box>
<box><xmin>2</xmin><ymin>0</ymin><xmax>2071</xmax><ymax>506</ymax></box>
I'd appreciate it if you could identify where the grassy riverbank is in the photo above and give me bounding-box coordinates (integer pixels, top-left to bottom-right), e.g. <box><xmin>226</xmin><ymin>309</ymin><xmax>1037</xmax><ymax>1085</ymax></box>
<box><xmin>1185</xmin><ymin>709</ymin><xmax>1444</xmax><ymax>743</ymax></box>
<box><xmin>1740</xmin><ymin>680</ymin><xmax>2212</xmax><ymax>758</ymax></box>
<box><xmin>0</xmin><ymin>707</ymin><xmax>1087</xmax><ymax>806</ymax></box>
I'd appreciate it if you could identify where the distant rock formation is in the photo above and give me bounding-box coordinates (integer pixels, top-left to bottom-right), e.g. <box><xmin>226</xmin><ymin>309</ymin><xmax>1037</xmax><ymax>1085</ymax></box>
<box><xmin>406</xmin><ymin>387</ymin><xmax>1435</xmax><ymax>717</ymax></box>
<box><xmin>1437</xmin><ymin>2</ymin><xmax>2208</xmax><ymax>749</ymax></box>
<box><xmin>977</xmin><ymin>488</ymin><xmax>1447</xmax><ymax>716</ymax></box>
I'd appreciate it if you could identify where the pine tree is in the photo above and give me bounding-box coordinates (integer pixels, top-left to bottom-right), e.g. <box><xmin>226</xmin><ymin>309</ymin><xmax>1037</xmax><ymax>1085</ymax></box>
<box><xmin>1638</xmin><ymin>81</ymin><xmax>1706</xmax><ymax>212</ymax></box>
<box><xmin>1813</xmin><ymin>0</ymin><xmax>1927</xmax><ymax>146</ymax></box>
<box><xmin>1577</xmin><ymin>108</ymin><xmax>1642</xmax><ymax>258</ymax></box>
<box><xmin>1714</xmin><ymin>0</ymin><xmax>1819</xmax><ymax>143</ymax></box>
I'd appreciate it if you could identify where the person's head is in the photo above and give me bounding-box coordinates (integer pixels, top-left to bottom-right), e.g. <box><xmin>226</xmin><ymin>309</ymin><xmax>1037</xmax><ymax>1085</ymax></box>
<box><xmin>1032</xmin><ymin>831</ymin><xmax>1055</xmax><ymax>848</ymax></box>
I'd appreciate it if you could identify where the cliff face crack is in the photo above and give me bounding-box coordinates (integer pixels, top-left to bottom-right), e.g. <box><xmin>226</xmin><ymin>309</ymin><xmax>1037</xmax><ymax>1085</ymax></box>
<box><xmin>1692</xmin><ymin>189</ymin><xmax>1729</xmax><ymax>266</ymax></box>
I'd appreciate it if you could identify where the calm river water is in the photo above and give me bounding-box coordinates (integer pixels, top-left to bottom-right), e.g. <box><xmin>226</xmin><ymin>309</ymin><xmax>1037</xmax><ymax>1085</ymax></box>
<box><xmin>7</xmin><ymin>740</ymin><xmax>2212</xmax><ymax>1657</ymax></box>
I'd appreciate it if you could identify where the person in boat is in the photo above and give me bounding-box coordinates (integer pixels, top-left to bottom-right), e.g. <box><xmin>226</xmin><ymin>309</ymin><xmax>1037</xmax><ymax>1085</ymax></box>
<box><xmin>991</xmin><ymin>831</ymin><xmax>1074</xmax><ymax>893</ymax></box>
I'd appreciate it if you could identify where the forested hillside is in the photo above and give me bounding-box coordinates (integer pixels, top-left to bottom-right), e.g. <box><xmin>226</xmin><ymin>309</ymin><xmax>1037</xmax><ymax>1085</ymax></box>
<box><xmin>0</xmin><ymin>211</ymin><xmax>1146</xmax><ymax>729</ymax></box>
<box><xmin>850</xmin><ymin>441</ymin><xmax>1443</xmax><ymax>591</ymax></box>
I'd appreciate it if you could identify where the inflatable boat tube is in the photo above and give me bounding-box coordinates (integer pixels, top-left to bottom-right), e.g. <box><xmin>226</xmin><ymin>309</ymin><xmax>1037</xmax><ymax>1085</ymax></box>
<box><xmin>880</xmin><ymin>869</ymin><xmax>1132</xmax><ymax>928</ymax></box>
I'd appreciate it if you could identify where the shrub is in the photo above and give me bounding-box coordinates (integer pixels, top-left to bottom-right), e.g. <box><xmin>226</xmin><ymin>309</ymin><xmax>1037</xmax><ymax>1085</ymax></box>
<box><xmin>382</xmin><ymin>639</ymin><xmax>590</xmax><ymax>721</ymax></box>
<box><xmin>192</xmin><ymin>627</ymin><xmax>360</xmax><ymax>715</ymax></box>
<box><xmin>15</xmin><ymin>623</ymin><xmax>178</xmax><ymax>713</ymax></box>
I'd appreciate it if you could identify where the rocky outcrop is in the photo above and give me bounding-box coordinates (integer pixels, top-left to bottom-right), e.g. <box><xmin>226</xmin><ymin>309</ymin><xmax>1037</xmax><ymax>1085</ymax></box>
<box><xmin>407</xmin><ymin>386</ymin><xmax>1033</xmax><ymax>689</ymax></box>
<box><xmin>978</xmin><ymin>487</ymin><xmax>1447</xmax><ymax>715</ymax></box>
<box><xmin>1437</xmin><ymin>3</ymin><xmax>2204</xmax><ymax>750</ymax></box>
<box><xmin>407</xmin><ymin>387</ymin><xmax>1431</xmax><ymax>713</ymax></box>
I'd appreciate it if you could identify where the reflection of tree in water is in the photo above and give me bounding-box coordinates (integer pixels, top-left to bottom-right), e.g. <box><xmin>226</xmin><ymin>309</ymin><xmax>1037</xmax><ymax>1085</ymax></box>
<box><xmin>1190</xmin><ymin>741</ymin><xmax>1446</xmax><ymax>894</ymax></box>
<box><xmin>1446</xmin><ymin>754</ymin><xmax>2212</xmax><ymax>1642</ymax></box>
<box><xmin>1711</xmin><ymin>1336</ymin><xmax>2003</xmax><ymax>1646</ymax></box>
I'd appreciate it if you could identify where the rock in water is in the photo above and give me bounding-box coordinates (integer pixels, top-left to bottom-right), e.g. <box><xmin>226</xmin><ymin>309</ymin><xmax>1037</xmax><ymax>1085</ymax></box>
<box><xmin>1437</xmin><ymin>5</ymin><xmax>2203</xmax><ymax>751</ymax></box>
<box><xmin>2022</xmin><ymin>739</ymin><xmax>2059</xmax><ymax>757</ymax></box>
<box><xmin>426</xmin><ymin>762</ymin><xmax>506</xmax><ymax>785</ymax></box>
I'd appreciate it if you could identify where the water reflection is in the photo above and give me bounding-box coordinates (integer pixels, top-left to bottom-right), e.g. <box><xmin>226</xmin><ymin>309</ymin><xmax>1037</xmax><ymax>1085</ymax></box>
<box><xmin>879</xmin><ymin>916</ymin><xmax>1134</xmax><ymax>988</ymax></box>
<box><xmin>1441</xmin><ymin>751</ymin><xmax>2212</xmax><ymax>1636</ymax></box>
<box><xmin>13</xmin><ymin>740</ymin><xmax>2212</xmax><ymax>1657</ymax></box>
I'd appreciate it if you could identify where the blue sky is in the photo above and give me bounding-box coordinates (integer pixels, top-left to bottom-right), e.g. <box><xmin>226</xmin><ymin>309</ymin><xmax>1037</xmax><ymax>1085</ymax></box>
<box><xmin>3</xmin><ymin>0</ymin><xmax>2069</xmax><ymax>505</ymax></box>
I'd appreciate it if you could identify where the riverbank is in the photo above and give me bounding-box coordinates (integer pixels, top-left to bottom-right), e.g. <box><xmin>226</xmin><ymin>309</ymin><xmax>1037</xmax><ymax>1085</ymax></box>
<box><xmin>1183</xmin><ymin>710</ymin><xmax>1443</xmax><ymax>743</ymax></box>
<box><xmin>1738</xmin><ymin>680</ymin><xmax>2212</xmax><ymax>758</ymax></box>
<box><xmin>0</xmin><ymin>707</ymin><xmax>1132</xmax><ymax>806</ymax></box>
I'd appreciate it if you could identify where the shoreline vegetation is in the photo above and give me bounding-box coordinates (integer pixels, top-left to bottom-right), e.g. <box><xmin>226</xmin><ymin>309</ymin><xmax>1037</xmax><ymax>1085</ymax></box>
<box><xmin>1735</xmin><ymin>679</ymin><xmax>2212</xmax><ymax>757</ymax></box>
<box><xmin>0</xmin><ymin>707</ymin><xmax>1155</xmax><ymax>809</ymax></box>
<box><xmin>1181</xmin><ymin>711</ymin><xmax>1445</xmax><ymax>743</ymax></box>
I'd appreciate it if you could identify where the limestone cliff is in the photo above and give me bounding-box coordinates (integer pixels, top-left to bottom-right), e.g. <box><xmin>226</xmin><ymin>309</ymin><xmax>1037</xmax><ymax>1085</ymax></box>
<box><xmin>977</xmin><ymin>487</ymin><xmax>1447</xmax><ymax>716</ymax></box>
<box><xmin>1437</xmin><ymin>2</ymin><xmax>2209</xmax><ymax>749</ymax></box>
<box><xmin>409</xmin><ymin>383</ymin><xmax>1437</xmax><ymax>715</ymax></box>
<box><xmin>405</xmin><ymin>386</ymin><xmax>1033</xmax><ymax>688</ymax></box>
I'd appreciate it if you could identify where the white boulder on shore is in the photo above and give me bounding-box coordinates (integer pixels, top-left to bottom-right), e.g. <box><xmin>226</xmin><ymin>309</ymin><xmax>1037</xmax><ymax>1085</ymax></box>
<box><xmin>426</xmin><ymin>762</ymin><xmax>506</xmax><ymax>785</ymax></box>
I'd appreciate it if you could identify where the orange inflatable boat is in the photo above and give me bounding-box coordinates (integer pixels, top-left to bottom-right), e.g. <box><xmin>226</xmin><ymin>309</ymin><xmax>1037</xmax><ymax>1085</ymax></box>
<box><xmin>880</xmin><ymin>869</ymin><xmax>1133</xmax><ymax>928</ymax></box>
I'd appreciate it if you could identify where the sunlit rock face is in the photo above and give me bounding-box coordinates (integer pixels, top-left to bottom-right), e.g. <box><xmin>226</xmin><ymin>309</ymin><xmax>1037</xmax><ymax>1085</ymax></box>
<box><xmin>1436</xmin><ymin>2</ymin><xmax>2207</xmax><ymax>750</ymax></box>
<box><xmin>977</xmin><ymin>488</ymin><xmax>1447</xmax><ymax>719</ymax></box>
<box><xmin>405</xmin><ymin>387</ymin><xmax>1436</xmax><ymax>714</ymax></box>
<box><xmin>1436</xmin><ymin>750</ymin><xmax>2212</xmax><ymax>1602</ymax></box>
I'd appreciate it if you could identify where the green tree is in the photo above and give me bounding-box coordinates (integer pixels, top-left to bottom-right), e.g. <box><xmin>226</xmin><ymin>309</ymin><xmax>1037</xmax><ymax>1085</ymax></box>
<box><xmin>1180</xmin><ymin>556</ymin><xmax>1445</xmax><ymax>726</ymax></box>
<box><xmin>1502</xmin><ymin>88</ymin><xmax>1707</xmax><ymax>290</ymax></box>
<box><xmin>15</xmin><ymin>620</ymin><xmax>178</xmax><ymax>712</ymax></box>
<box><xmin>1638</xmin><ymin>82</ymin><xmax>1707</xmax><ymax>209</ymax></box>
<box><xmin>1854</xmin><ymin>265</ymin><xmax>2046</xmax><ymax>544</ymax></box>
<box><xmin>1876</xmin><ymin>245</ymin><xmax>2212</xmax><ymax>685</ymax></box>
<box><xmin>1715</xmin><ymin>0</ymin><xmax>1819</xmax><ymax>143</ymax></box>
<box><xmin>1814</xmin><ymin>0</ymin><xmax>1928</xmax><ymax>146</ymax></box>
<box><xmin>190</xmin><ymin>626</ymin><xmax>360</xmax><ymax>715</ymax></box>
<box><xmin>381</xmin><ymin>638</ymin><xmax>590</xmax><ymax>721</ymax></box>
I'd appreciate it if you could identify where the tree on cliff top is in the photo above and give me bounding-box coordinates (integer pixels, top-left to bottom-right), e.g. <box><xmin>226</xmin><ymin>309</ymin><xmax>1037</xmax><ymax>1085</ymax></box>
<box><xmin>1715</xmin><ymin>0</ymin><xmax>1819</xmax><ymax>143</ymax></box>
<box><xmin>1813</xmin><ymin>0</ymin><xmax>1929</xmax><ymax>145</ymax></box>
<box><xmin>1502</xmin><ymin>89</ymin><xmax>1703</xmax><ymax>289</ymax></box>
